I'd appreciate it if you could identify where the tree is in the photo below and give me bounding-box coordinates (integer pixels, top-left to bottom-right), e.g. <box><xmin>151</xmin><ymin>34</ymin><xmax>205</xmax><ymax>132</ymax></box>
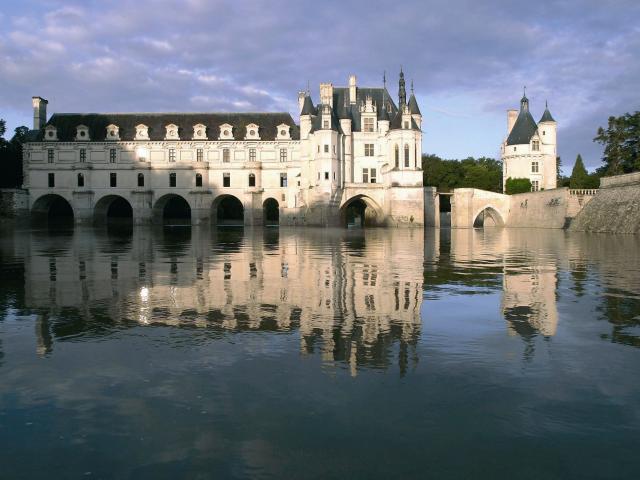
<box><xmin>504</xmin><ymin>177</ymin><xmax>532</xmax><ymax>194</ymax></box>
<box><xmin>0</xmin><ymin>118</ymin><xmax>6</xmax><ymax>141</ymax></box>
<box><xmin>593</xmin><ymin>111</ymin><xmax>640</xmax><ymax>175</ymax></box>
<box><xmin>569</xmin><ymin>154</ymin><xmax>590</xmax><ymax>188</ymax></box>
<box><xmin>422</xmin><ymin>154</ymin><xmax>502</xmax><ymax>193</ymax></box>
<box><xmin>0</xmin><ymin>123</ymin><xmax>29</xmax><ymax>188</ymax></box>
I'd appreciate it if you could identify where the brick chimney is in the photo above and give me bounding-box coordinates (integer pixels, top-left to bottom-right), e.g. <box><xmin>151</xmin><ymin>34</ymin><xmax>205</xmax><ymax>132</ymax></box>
<box><xmin>32</xmin><ymin>96</ymin><xmax>48</xmax><ymax>130</ymax></box>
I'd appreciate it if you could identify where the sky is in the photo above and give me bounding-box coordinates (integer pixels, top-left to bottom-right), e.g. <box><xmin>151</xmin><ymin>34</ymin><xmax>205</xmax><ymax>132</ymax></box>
<box><xmin>1</xmin><ymin>0</ymin><xmax>638</xmax><ymax>173</ymax></box>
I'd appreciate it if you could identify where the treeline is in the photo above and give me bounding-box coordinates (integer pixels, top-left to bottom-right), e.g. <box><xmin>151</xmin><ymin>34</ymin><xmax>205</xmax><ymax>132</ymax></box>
<box><xmin>422</xmin><ymin>155</ymin><xmax>503</xmax><ymax>193</ymax></box>
<box><xmin>0</xmin><ymin>119</ymin><xmax>28</xmax><ymax>188</ymax></box>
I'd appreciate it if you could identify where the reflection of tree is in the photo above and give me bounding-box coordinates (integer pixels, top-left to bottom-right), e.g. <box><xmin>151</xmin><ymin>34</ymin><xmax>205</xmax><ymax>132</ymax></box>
<box><xmin>599</xmin><ymin>291</ymin><xmax>640</xmax><ymax>347</ymax></box>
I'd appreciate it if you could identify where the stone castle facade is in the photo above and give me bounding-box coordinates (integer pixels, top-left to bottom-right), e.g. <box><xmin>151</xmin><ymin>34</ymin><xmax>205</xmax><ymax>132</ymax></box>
<box><xmin>23</xmin><ymin>71</ymin><xmax>425</xmax><ymax>227</ymax></box>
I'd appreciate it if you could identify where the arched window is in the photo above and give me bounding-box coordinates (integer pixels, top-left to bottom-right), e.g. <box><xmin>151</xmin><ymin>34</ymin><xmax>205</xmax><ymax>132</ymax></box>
<box><xmin>248</xmin><ymin>173</ymin><xmax>256</xmax><ymax>187</ymax></box>
<box><xmin>77</xmin><ymin>173</ymin><xmax>84</xmax><ymax>187</ymax></box>
<box><xmin>394</xmin><ymin>145</ymin><xmax>399</xmax><ymax>168</ymax></box>
<box><xmin>195</xmin><ymin>173</ymin><xmax>202</xmax><ymax>187</ymax></box>
<box><xmin>404</xmin><ymin>144</ymin><xmax>410</xmax><ymax>167</ymax></box>
<box><xmin>137</xmin><ymin>173</ymin><xmax>144</xmax><ymax>187</ymax></box>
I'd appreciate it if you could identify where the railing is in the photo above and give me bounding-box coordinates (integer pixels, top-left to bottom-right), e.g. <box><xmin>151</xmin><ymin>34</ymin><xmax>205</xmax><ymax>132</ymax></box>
<box><xmin>569</xmin><ymin>189</ymin><xmax>598</xmax><ymax>196</ymax></box>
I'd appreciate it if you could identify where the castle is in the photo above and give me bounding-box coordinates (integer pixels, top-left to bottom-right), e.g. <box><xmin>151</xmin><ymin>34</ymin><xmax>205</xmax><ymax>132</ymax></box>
<box><xmin>501</xmin><ymin>92</ymin><xmax>557</xmax><ymax>191</ymax></box>
<box><xmin>22</xmin><ymin>70</ymin><xmax>425</xmax><ymax>227</ymax></box>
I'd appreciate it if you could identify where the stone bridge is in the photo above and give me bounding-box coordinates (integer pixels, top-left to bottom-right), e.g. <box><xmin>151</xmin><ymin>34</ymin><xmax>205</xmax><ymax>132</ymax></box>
<box><xmin>450</xmin><ymin>188</ymin><xmax>510</xmax><ymax>228</ymax></box>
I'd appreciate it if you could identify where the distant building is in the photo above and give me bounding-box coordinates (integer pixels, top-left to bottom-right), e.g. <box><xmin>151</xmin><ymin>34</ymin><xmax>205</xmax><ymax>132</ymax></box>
<box><xmin>22</xmin><ymin>70</ymin><xmax>424</xmax><ymax>227</ymax></box>
<box><xmin>501</xmin><ymin>93</ymin><xmax>557</xmax><ymax>191</ymax></box>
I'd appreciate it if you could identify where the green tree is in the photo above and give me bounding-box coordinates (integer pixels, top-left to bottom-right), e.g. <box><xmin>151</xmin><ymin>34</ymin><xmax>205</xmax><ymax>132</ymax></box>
<box><xmin>0</xmin><ymin>118</ymin><xmax>6</xmax><ymax>140</ymax></box>
<box><xmin>593</xmin><ymin>111</ymin><xmax>640</xmax><ymax>175</ymax></box>
<box><xmin>505</xmin><ymin>177</ymin><xmax>532</xmax><ymax>194</ymax></box>
<box><xmin>422</xmin><ymin>154</ymin><xmax>502</xmax><ymax>193</ymax></box>
<box><xmin>0</xmin><ymin>123</ymin><xmax>28</xmax><ymax>188</ymax></box>
<box><xmin>569</xmin><ymin>154</ymin><xmax>590</xmax><ymax>188</ymax></box>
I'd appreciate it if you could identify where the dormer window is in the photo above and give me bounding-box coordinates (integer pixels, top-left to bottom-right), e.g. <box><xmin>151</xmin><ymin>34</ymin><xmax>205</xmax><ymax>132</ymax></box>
<box><xmin>245</xmin><ymin>123</ymin><xmax>260</xmax><ymax>140</ymax></box>
<box><xmin>219</xmin><ymin>124</ymin><xmax>234</xmax><ymax>140</ymax></box>
<box><xmin>276</xmin><ymin>123</ymin><xmax>291</xmax><ymax>140</ymax></box>
<box><xmin>532</xmin><ymin>140</ymin><xmax>540</xmax><ymax>151</ymax></box>
<box><xmin>363</xmin><ymin>117</ymin><xmax>374</xmax><ymax>132</ymax></box>
<box><xmin>165</xmin><ymin>124</ymin><xmax>179</xmax><ymax>140</ymax></box>
<box><xmin>106</xmin><ymin>124</ymin><xmax>120</xmax><ymax>141</ymax></box>
<box><xmin>403</xmin><ymin>121</ymin><xmax>409</xmax><ymax>129</ymax></box>
<box><xmin>135</xmin><ymin>124</ymin><xmax>149</xmax><ymax>140</ymax></box>
<box><xmin>44</xmin><ymin>125</ymin><xmax>58</xmax><ymax>141</ymax></box>
<box><xmin>193</xmin><ymin>123</ymin><xmax>207</xmax><ymax>140</ymax></box>
<box><xmin>75</xmin><ymin>125</ymin><xmax>90</xmax><ymax>141</ymax></box>
<box><xmin>323</xmin><ymin>119</ymin><xmax>329</xmax><ymax>129</ymax></box>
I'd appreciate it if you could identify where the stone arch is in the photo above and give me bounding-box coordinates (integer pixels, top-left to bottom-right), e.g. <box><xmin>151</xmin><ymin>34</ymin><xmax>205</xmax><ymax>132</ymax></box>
<box><xmin>473</xmin><ymin>206</ymin><xmax>505</xmax><ymax>228</ymax></box>
<box><xmin>212</xmin><ymin>194</ymin><xmax>244</xmax><ymax>226</ymax></box>
<box><xmin>263</xmin><ymin>197</ymin><xmax>279</xmax><ymax>226</ymax></box>
<box><xmin>31</xmin><ymin>194</ymin><xmax>74</xmax><ymax>223</ymax></box>
<box><xmin>153</xmin><ymin>194</ymin><xmax>192</xmax><ymax>225</ymax></box>
<box><xmin>94</xmin><ymin>194</ymin><xmax>133</xmax><ymax>224</ymax></box>
<box><xmin>340</xmin><ymin>195</ymin><xmax>384</xmax><ymax>227</ymax></box>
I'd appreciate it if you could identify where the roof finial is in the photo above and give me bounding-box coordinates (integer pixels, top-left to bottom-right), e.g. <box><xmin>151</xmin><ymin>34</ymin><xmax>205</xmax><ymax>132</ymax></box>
<box><xmin>307</xmin><ymin>80</ymin><xmax>310</xmax><ymax>94</ymax></box>
<box><xmin>383</xmin><ymin>70</ymin><xmax>386</xmax><ymax>88</ymax></box>
<box><xmin>523</xmin><ymin>85</ymin><xmax>527</xmax><ymax>97</ymax></box>
<box><xmin>411</xmin><ymin>79</ymin><xmax>414</xmax><ymax>94</ymax></box>
<box><xmin>545</xmin><ymin>99</ymin><xmax>548</xmax><ymax>108</ymax></box>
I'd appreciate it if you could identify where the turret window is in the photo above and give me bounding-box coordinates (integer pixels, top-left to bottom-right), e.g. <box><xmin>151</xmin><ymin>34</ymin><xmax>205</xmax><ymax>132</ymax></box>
<box><xmin>364</xmin><ymin>144</ymin><xmax>374</xmax><ymax>157</ymax></box>
<box><xmin>324</xmin><ymin>145</ymin><xmax>329</xmax><ymax>153</ymax></box>
<box><xmin>532</xmin><ymin>140</ymin><xmax>540</xmax><ymax>151</ymax></box>
<box><xmin>404</xmin><ymin>144</ymin><xmax>410</xmax><ymax>167</ymax></box>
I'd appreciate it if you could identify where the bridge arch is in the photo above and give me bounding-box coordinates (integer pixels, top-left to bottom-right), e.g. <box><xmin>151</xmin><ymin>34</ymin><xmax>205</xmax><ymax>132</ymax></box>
<box><xmin>212</xmin><ymin>194</ymin><xmax>244</xmax><ymax>226</ymax></box>
<box><xmin>94</xmin><ymin>194</ymin><xmax>133</xmax><ymax>224</ymax></box>
<box><xmin>473</xmin><ymin>206</ymin><xmax>505</xmax><ymax>228</ymax></box>
<box><xmin>153</xmin><ymin>194</ymin><xmax>192</xmax><ymax>225</ymax></box>
<box><xmin>31</xmin><ymin>194</ymin><xmax>75</xmax><ymax>223</ymax></box>
<box><xmin>340</xmin><ymin>195</ymin><xmax>384</xmax><ymax>227</ymax></box>
<box><xmin>263</xmin><ymin>197</ymin><xmax>279</xmax><ymax>226</ymax></box>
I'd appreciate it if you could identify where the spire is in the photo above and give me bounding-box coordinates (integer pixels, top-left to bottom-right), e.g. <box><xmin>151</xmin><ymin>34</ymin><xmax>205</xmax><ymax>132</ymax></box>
<box><xmin>539</xmin><ymin>100</ymin><xmax>556</xmax><ymax>123</ymax></box>
<box><xmin>520</xmin><ymin>86</ymin><xmax>529</xmax><ymax>112</ymax></box>
<box><xmin>380</xmin><ymin>73</ymin><xmax>390</xmax><ymax>122</ymax></box>
<box><xmin>398</xmin><ymin>67</ymin><xmax>406</xmax><ymax>108</ymax></box>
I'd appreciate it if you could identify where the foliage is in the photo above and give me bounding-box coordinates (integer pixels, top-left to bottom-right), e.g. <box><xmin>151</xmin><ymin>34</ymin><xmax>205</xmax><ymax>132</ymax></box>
<box><xmin>0</xmin><ymin>122</ymin><xmax>28</xmax><ymax>188</ymax></box>
<box><xmin>504</xmin><ymin>177</ymin><xmax>532</xmax><ymax>195</ymax></box>
<box><xmin>0</xmin><ymin>118</ymin><xmax>6</xmax><ymax>140</ymax></box>
<box><xmin>569</xmin><ymin>154</ymin><xmax>589</xmax><ymax>188</ymax></box>
<box><xmin>593</xmin><ymin>111</ymin><xmax>640</xmax><ymax>175</ymax></box>
<box><xmin>422</xmin><ymin>154</ymin><xmax>502</xmax><ymax>193</ymax></box>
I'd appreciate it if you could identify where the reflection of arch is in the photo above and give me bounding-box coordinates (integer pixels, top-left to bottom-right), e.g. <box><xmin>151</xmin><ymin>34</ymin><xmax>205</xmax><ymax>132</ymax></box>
<box><xmin>212</xmin><ymin>195</ymin><xmax>244</xmax><ymax>226</ymax></box>
<box><xmin>340</xmin><ymin>195</ymin><xmax>384</xmax><ymax>228</ymax></box>
<box><xmin>473</xmin><ymin>206</ymin><xmax>505</xmax><ymax>228</ymax></box>
<box><xmin>263</xmin><ymin>198</ymin><xmax>279</xmax><ymax>225</ymax></box>
<box><xmin>153</xmin><ymin>194</ymin><xmax>192</xmax><ymax>225</ymax></box>
<box><xmin>94</xmin><ymin>195</ymin><xmax>133</xmax><ymax>223</ymax></box>
<box><xmin>32</xmin><ymin>194</ymin><xmax>74</xmax><ymax>222</ymax></box>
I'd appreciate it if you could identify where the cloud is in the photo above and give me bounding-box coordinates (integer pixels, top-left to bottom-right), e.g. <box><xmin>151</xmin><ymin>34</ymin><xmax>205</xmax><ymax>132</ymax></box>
<box><xmin>0</xmin><ymin>0</ymin><xmax>638</xmax><ymax>169</ymax></box>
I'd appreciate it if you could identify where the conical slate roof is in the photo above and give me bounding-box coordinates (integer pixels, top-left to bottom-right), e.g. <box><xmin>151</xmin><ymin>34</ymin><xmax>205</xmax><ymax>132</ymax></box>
<box><xmin>539</xmin><ymin>104</ymin><xmax>555</xmax><ymax>123</ymax></box>
<box><xmin>300</xmin><ymin>95</ymin><xmax>316</xmax><ymax>116</ymax></box>
<box><xmin>408</xmin><ymin>93</ymin><xmax>421</xmax><ymax>115</ymax></box>
<box><xmin>506</xmin><ymin>95</ymin><xmax>538</xmax><ymax>145</ymax></box>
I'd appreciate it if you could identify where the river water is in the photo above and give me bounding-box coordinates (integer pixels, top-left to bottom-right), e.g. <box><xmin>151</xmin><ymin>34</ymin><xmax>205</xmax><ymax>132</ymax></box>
<box><xmin>0</xmin><ymin>225</ymin><xmax>639</xmax><ymax>479</ymax></box>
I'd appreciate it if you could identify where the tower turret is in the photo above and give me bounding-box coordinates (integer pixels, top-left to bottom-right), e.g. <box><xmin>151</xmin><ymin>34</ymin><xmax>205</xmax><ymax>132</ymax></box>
<box><xmin>398</xmin><ymin>68</ymin><xmax>406</xmax><ymax>110</ymax></box>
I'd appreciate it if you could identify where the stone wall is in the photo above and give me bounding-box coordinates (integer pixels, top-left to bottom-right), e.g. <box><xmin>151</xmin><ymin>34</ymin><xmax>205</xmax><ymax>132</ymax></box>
<box><xmin>507</xmin><ymin>188</ymin><xmax>570</xmax><ymax>229</ymax></box>
<box><xmin>600</xmin><ymin>171</ymin><xmax>640</xmax><ymax>188</ymax></box>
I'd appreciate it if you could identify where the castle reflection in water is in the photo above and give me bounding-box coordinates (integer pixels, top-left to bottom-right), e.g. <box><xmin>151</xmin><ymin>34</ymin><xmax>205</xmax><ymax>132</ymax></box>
<box><xmin>8</xmin><ymin>225</ymin><xmax>637</xmax><ymax>372</ymax></box>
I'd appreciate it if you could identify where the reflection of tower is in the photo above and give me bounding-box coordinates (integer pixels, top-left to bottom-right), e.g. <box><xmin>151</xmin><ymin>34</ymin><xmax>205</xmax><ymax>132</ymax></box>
<box><xmin>35</xmin><ymin>314</ymin><xmax>53</xmax><ymax>356</ymax></box>
<box><xmin>501</xmin><ymin>266</ymin><xmax>558</xmax><ymax>337</ymax></box>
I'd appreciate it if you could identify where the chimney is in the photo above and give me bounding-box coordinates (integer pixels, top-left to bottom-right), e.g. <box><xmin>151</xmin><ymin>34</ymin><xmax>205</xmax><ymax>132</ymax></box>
<box><xmin>319</xmin><ymin>83</ymin><xmax>333</xmax><ymax>107</ymax></box>
<box><xmin>298</xmin><ymin>91</ymin><xmax>306</xmax><ymax>114</ymax></box>
<box><xmin>32</xmin><ymin>96</ymin><xmax>48</xmax><ymax>130</ymax></box>
<box><xmin>349</xmin><ymin>75</ymin><xmax>357</xmax><ymax>104</ymax></box>
<box><xmin>507</xmin><ymin>109</ymin><xmax>518</xmax><ymax>134</ymax></box>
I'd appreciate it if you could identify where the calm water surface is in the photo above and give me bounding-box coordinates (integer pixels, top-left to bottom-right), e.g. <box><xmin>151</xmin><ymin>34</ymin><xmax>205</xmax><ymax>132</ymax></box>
<box><xmin>0</xmin><ymin>225</ymin><xmax>639</xmax><ymax>479</ymax></box>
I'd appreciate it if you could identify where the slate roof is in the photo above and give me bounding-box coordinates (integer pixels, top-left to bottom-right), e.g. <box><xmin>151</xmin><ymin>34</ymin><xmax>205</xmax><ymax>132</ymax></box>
<box><xmin>407</xmin><ymin>93</ymin><xmax>421</xmax><ymax>115</ymax></box>
<box><xmin>30</xmin><ymin>112</ymin><xmax>300</xmax><ymax>142</ymax></box>
<box><xmin>539</xmin><ymin>106</ymin><xmax>555</xmax><ymax>123</ymax></box>
<box><xmin>506</xmin><ymin>109</ymin><xmax>539</xmax><ymax>146</ymax></box>
<box><xmin>300</xmin><ymin>95</ymin><xmax>316</xmax><ymax>116</ymax></box>
<box><xmin>389</xmin><ymin>110</ymin><xmax>421</xmax><ymax>130</ymax></box>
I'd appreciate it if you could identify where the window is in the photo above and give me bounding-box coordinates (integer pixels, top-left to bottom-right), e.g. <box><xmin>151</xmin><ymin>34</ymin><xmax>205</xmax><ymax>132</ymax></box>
<box><xmin>77</xmin><ymin>173</ymin><xmax>84</xmax><ymax>187</ymax></box>
<box><xmin>138</xmin><ymin>173</ymin><xmax>144</xmax><ymax>187</ymax></box>
<box><xmin>280</xmin><ymin>173</ymin><xmax>287</xmax><ymax>187</ymax></box>
<box><xmin>80</xmin><ymin>149</ymin><xmax>86</xmax><ymax>163</ymax></box>
<box><xmin>323</xmin><ymin>119</ymin><xmax>329</xmax><ymax>129</ymax></box>
<box><xmin>195</xmin><ymin>173</ymin><xmax>202</xmax><ymax>187</ymax></box>
<box><xmin>363</xmin><ymin>117</ymin><xmax>374</xmax><ymax>132</ymax></box>
<box><xmin>109</xmin><ymin>149</ymin><xmax>116</xmax><ymax>163</ymax></box>
<box><xmin>324</xmin><ymin>171</ymin><xmax>329</xmax><ymax>180</ymax></box>
<box><xmin>513</xmin><ymin>147</ymin><xmax>517</xmax><ymax>152</ymax></box>
<box><xmin>333</xmin><ymin>171</ymin><xmax>335</xmax><ymax>180</ymax></box>
<box><xmin>169</xmin><ymin>172</ymin><xmax>176</xmax><ymax>187</ymax></box>
<box><xmin>404</xmin><ymin>121</ymin><xmax>409</xmax><ymax>129</ymax></box>
<box><xmin>531</xmin><ymin>180</ymin><xmax>539</xmax><ymax>192</ymax></box>
<box><xmin>333</xmin><ymin>145</ymin><xmax>336</xmax><ymax>154</ymax></box>
<box><xmin>363</xmin><ymin>168</ymin><xmax>369</xmax><ymax>183</ymax></box>
<box><xmin>394</xmin><ymin>145</ymin><xmax>399</xmax><ymax>168</ymax></box>
<box><xmin>48</xmin><ymin>173</ymin><xmax>55</xmax><ymax>187</ymax></box>
<box><xmin>364</xmin><ymin>144</ymin><xmax>374</xmax><ymax>156</ymax></box>
<box><xmin>249</xmin><ymin>148</ymin><xmax>256</xmax><ymax>162</ymax></box>
<box><xmin>110</xmin><ymin>172</ymin><xmax>117</xmax><ymax>187</ymax></box>
<box><xmin>532</xmin><ymin>140</ymin><xmax>540</xmax><ymax>151</ymax></box>
<box><xmin>280</xmin><ymin>148</ymin><xmax>287</xmax><ymax>162</ymax></box>
<box><xmin>169</xmin><ymin>149</ymin><xmax>176</xmax><ymax>162</ymax></box>
<box><xmin>317</xmin><ymin>172</ymin><xmax>320</xmax><ymax>180</ymax></box>
<box><xmin>371</xmin><ymin>168</ymin><xmax>377</xmax><ymax>183</ymax></box>
<box><xmin>248</xmin><ymin>173</ymin><xmax>256</xmax><ymax>187</ymax></box>
<box><xmin>542</xmin><ymin>130</ymin><xmax>546</xmax><ymax>136</ymax></box>
<box><xmin>223</xmin><ymin>173</ymin><xmax>230</xmax><ymax>187</ymax></box>
<box><xmin>404</xmin><ymin>144</ymin><xmax>410</xmax><ymax>167</ymax></box>
<box><xmin>324</xmin><ymin>144</ymin><xmax>329</xmax><ymax>153</ymax></box>
<box><xmin>223</xmin><ymin>148</ymin><xmax>230</xmax><ymax>163</ymax></box>
<box><xmin>532</xmin><ymin>161</ymin><xmax>539</xmax><ymax>173</ymax></box>
<box><xmin>48</xmin><ymin>149</ymin><xmax>54</xmax><ymax>163</ymax></box>
<box><xmin>197</xmin><ymin>148</ymin><xmax>203</xmax><ymax>162</ymax></box>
